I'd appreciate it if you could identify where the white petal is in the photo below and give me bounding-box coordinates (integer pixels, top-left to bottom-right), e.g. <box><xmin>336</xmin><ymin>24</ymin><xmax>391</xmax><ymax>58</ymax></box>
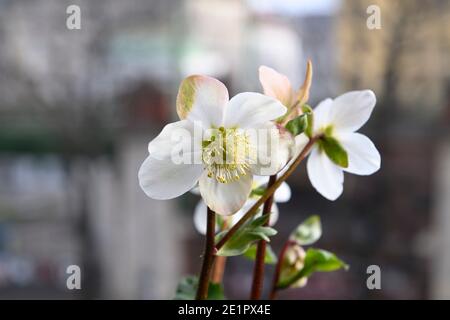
<box><xmin>138</xmin><ymin>156</ymin><xmax>203</xmax><ymax>200</ymax></box>
<box><xmin>306</xmin><ymin>147</ymin><xmax>344</xmax><ymax>201</ymax></box>
<box><xmin>252</xmin><ymin>176</ymin><xmax>290</xmax><ymax>202</ymax></box>
<box><xmin>330</xmin><ymin>90</ymin><xmax>376</xmax><ymax>133</ymax></box>
<box><xmin>250</xmin><ymin>122</ymin><xmax>293</xmax><ymax>176</ymax></box>
<box><xmin>148</xmin><ymin>120</ymin><xmax>202</xmax><ymax>163</ymax></box>
<box><xmin>269</xmin><ymin>203</ymin><xmax>279</xmax><ymax>226</ymax></box>
<box><xmin>176</xmin><ymin>75</ymin><xmax>229</xmax><ymax>128</ymax></box>
<box><xmin>198</xmin><ymin>171</ymin><xmax>253</xmax><ymax>215</ymax></box>
<box><xmin>193</xmin><ymin>200</ymin><xmax>208</xmax><ymax>235</ymax></box>
<box><xmin>190</xmin><ymin>186</ymin><xmax>200</xmax><ymax>195</ymax></box>
<box><xmin>274</xmin><ymin>182</ymin><xmax>291</xmax><ymax>203</ymax></box>
<box><xmin>312</xmin><ymin>98</ymin><xmax>333</xmax><ymax>133</ymax></box>
<box><xmin>338</xmin><ymin>132</ymin><xmax>381</xmax><ymax>175</ymax></box>
<box><xmin>291</xmin><ymin>133</ymin><xmax>310</xmax><ymax>160</ymax></box>
<box><xmin>223</xmin><ymin>92</ymin><xmax>287</xmax><ymax>129</ymax></box>
<box><xmin>252</xmin><ymin>175</ymin><xmax>269</xmax><ymax>187</ymax></box>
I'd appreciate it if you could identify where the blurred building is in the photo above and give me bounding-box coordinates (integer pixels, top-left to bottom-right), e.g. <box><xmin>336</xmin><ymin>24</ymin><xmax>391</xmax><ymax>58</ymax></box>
<box><xmin>337</xmin><ymin>0</ymin><xmax>450</xmax><ymax>299</ymax></box>
<box><xmin>0</xmin><ymin>0</ymin><xmax>449</xmax><ymax>300</ymax></box>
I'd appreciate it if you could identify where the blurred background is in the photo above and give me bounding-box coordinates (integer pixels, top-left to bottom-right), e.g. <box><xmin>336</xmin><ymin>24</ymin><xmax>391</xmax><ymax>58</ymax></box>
<box><xmin>0</xmin><ymin>0</ymin><xmax>449</xmax><ymax>299</ymax></box>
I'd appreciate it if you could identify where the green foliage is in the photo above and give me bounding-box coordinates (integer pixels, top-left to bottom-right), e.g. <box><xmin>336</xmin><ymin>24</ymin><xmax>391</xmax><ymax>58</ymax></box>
<box><xmin>289</xmin><ymin>215</ymin><xmax>322</xmax><ymax>246</ymax></box>
<box><xmin>216</xmin><ymin>215</ymin><xmax>277</xmax><ymax>257</ymax></box>
<box><xmin>174</xmin><ymin>276</ymin><xmax>225</xmax><ymax>300</ymax></box>
<box><xmin>243</xmin><ymin>244</ymin><xmax>278</xmax><ymax>264</ymax></box>
<box><xmin>320</xmin><ymin>136</ymin><xmax>349</xmax><ymax>168</ymax></box>
<box><xmin>277</xmin><ymin>248</ymin><xmax>348</xmax><ymax>289</ymax></box>
<box><xmin>250</xmin><ymin>186</ymin><xmax>266</xmax><ymax>197</ymax></box>
<box><xmin>301</xmin><ymin>105</ymin><xmax>314</xmax><ymax>138</ymax></box>
<box><xmin>285</xmin><ymin>114</ymin><xmax>308</xmax><ymax>136</ymax></box>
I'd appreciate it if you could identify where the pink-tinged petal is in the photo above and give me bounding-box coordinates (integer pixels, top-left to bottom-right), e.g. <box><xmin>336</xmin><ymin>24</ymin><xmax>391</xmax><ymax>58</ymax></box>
<box><xmin>176</xmin><ymin>75</ymin><xmax>229</xmax><ymax>127</ymax></box>
<box><xmin>259</xmin><ymin>66</ymin><xmax>293</xmax><ymax>107</ymax></box>
<box><xmin>338</xmin><ymin>132</ymin><xmax>381</xmax><ymax>175</ymax></box>
<box><xmin>330</xmin><ymin>90</ymin><xmax>376</xmax><ymax>133</ymax></box>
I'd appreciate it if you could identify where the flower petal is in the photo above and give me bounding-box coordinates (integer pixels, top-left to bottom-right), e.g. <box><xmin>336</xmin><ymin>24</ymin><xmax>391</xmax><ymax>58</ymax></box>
<box><xmin>338</xmin><ymin>132</ymin><xmax>381</xmax><ymax>175</ymax></box>
<box><xmin>274</xmin><ymin>182</ymin><xmax>291</xmax><ymax>203</ymax></box>
<box><xmin>291</xmin><ymin>133</ymin><xmax>310</xmax><ymax>160</ymax></box>
<box><xmin>199</xmin><ymin>171</ymin><xmax>252</xmax><ymax>215</ymax></box>
<box><xmin>148</xmin><ymin>120</ymin><xmax>202</xmax><ymax>163</ymax></box>
<box><xmin>306</xmin><ymin>147</ymin><xmax>344</xmax><ymax>201</ymax></box>
<box><xmin>193</xmin><ymin>200</ymin><xmax>208</xmax><ymax>235</ymax></box>
<box><xmin>252</xmin><ymin>176</ymin><xmax>290</xmax><ymax>203</ymax></box>
<box><xmin>223</xmin><ymin>92</ymin><xmax>287</xmax><ymax>129</ymax></box>
<box><xmin>312</xmin><ymin>98</ymin><xmax>333</xmax><ymax>133</ymax></box>
<box><xmin>258</xmin><ymin>66</ymin><xmax>293</xmax><ymax>107</ymax></box>
<box><xmin>250</xmin><ymin>122</ymin><xmax>293</xmax><ymax>176</ymax></box>
<box><xmin>138</xmin><ymin>156</ymin><xmax>203</xmax><ymax>200</ymax></box>
<box><xmin>330</xmin><ymin>90</ymin><xmax>376</xmax><ymax>133</ymax></box>
<box><xmin>190</xmin><ymin>185</ymin><xmax>200</xmax><ymax>195</ymax></box>
<box><xmin>176</xmin><ymin>75</ymin><xmax>229</xmax><ymax>127</ymax></box>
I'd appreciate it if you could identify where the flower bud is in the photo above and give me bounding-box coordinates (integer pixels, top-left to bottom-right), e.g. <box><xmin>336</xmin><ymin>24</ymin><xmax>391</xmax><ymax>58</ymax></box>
<box><xmin>279</xmin><ymin>243</ymin><xmax>308</xmax><ymax>288</ymax></box>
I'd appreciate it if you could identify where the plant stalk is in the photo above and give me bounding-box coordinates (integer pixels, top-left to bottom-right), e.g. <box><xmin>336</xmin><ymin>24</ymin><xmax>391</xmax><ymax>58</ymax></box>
<box><xmin>195</xmin><ymin>207</ymin><xmax>216</xmax><ymax>300</ymax></box>
<box><xmin>269</xmin><ymin>240</ymin><xmax>296</xmax><ymax>299</ymax></box>
<box><xmin>250</xmin><ymin>174</ymin><xmax>277</xmax><ymax>299</ymax></box>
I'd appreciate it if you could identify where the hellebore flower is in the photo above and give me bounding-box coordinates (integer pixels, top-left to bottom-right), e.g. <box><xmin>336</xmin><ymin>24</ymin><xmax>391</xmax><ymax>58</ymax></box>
<box><xmin>296</xmin><ymin>90</ymin><xmax>381</xmax><ymax>200</ymax></box>
<box><xmin>259</xmin><ymin>61</ymin><xmax>312</xmax><ymax>122</ymax></box>
<box><xmin>138</xmin><ymin>75</ymin><xmax>291</xmax><ymax>215</ymax></box>
<box><xmin>192</xmin><ymin>176</ymin><xmax>292</xmax><ymax>234</ymax></box>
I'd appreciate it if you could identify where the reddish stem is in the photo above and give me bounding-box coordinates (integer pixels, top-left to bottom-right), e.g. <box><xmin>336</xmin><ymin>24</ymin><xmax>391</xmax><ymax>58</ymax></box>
<box><xmin>269</xmin><ymin>240</ymin><xmax>297</xmax><ymax>300</ymax></box>
<box><xmin>250</xmin><ymin>174</ymin><xmax>277</xmax><ymax>299</ymax></box>
<box><xmin>195</xmin><ymin>207</ymin><xmax>216</xmax><ymax>300</ymax></box>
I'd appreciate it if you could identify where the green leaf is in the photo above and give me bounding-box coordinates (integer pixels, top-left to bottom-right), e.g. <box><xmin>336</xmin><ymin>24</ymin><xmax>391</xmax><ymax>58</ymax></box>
<box><xmin>216</xmin><ymin>214</ymin><xmax>278</xmax><ymax>257</ymax></box>
<box><xmin>285</xmin><ymin>114</ymin><xmax>308</xmax><ymax>136</ymax></box>
<box><xmin>320</xmin><ymin>136</ymin><xmax>349</xmax><ymax>168</ymax></box>
<box><xmin>250</xmin><ymin>186</ymin><xmax>266</xmax><ymax>197</ymax></box>
<box><xmin>302</xmin><ymin>105</ymin><xmax>314</xmax><ymax>138</ymax></box>
<box><xmin>277</xmin><ymin>248</ymin><xmax>348</xmax><ymax>289</ymax></box>
<box><xmin>174</xmin><ymin>276</ymin><xmax>225</xmax><ymax>300</ymax></box>
<box><xmin>289</xmin><ymin>215</ymin><xmax>322</xmax><ymax>246</ymax></box>
<box><xmin>243</xmin><ymin>244</ymin><xmax>278</xmax><ymax>264</ymax></box>
<box><xmin>300</xmin><ymin>249</ymin><xmax>349</xmax><ymax>277</ymax></box>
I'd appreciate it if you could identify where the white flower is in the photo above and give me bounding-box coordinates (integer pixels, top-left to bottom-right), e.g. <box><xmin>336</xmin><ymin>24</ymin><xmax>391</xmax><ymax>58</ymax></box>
<box><xmin>192</xmin><ymin>176</ymin><xmax>291</xmax><ymax>234</ymax></box>
<box><xmin>138</xmin><ymin>75</ymin><xmax>291</xmax><ymax>215</ymax></box>
<box><xmin>296</xmin><ymin>90</ymin><xmax>381</xmax><ymax>200</ymax></box>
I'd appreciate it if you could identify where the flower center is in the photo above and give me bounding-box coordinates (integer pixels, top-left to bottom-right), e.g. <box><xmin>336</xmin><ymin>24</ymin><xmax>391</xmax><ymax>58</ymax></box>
<box><xmin>202</xmin><ymin>126</ymin><xmax>254</xmax><ymax>183</ymax></box>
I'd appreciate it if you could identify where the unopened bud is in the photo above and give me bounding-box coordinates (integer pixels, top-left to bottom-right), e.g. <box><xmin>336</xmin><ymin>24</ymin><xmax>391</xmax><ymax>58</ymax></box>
<box><xmin>279</xmin><ymin>244</ymin><xmax>308</xmax><ymax>288</ymax></box>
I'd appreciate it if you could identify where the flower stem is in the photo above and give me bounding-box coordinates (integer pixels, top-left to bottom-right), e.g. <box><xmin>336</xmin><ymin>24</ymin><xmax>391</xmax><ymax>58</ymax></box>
<box><xmin>250</xmin><ymin>174</ymin><xmax>277</xmax><ymax>299</ymax></box>
<box><xmin>211</xmin><ymin>256</ymin><xmax>227</xmax><ymax>284</ymax></box>
<box><xmin>215</xmin><ymin>134</ymin><xmax>321</xmax><ymax>251</ymax></box>
<box><xmin>269</xmin><ymin>240</ymin><xmax>296</xmax><ymax>299</ymax></box>
<box><xmin>211</xmin><ymin>218</ymin><xmax>229</xmax><ymax>284</ymax></box>
<box><xmin>196</xmin><ymin>207</ymin><xmax>216</xmax><ymax>300</ymax></box>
